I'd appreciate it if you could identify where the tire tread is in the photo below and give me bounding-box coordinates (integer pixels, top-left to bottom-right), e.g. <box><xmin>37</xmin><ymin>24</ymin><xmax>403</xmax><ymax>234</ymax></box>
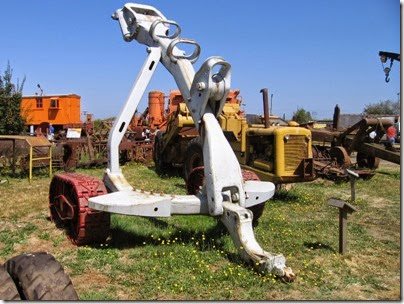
<box><xmin>5</xmin><ymin>252</ymin><xmax>78</xmax><ymax>300</ymax></box>
<box><xmin>0</xmin><ymin>265</ymin><xmax>20</xmax><ymax>300</ymax></box>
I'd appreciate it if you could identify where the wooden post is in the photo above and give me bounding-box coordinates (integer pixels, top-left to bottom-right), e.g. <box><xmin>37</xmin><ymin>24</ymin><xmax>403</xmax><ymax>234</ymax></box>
<box><xmin>328</xmin><ymin>199</ymin><xmax>358</xmax><ymax>255</ymax></box>
<box><xmin>350</xmin><ymin>179</ymin><xmax>355</xmax><ymax>201</ymax></box>
<box><xmin>339</xmin><ymin>209</ymin><xmax>348</xmax><ymax>254</ymax></box>
<box><xmin>49</xmin><ymin>145</ymin><xmax>53</xmax><ymax>177</ymax></box>
<box><xmin>12</xmin><ymin>139</ymin><xmax>16</xmax><ymax>175</ymax></box>
<box><xmin>29</xmin><ymin>145</ymin><xmax>33</xmax><ymax>183</ymax></box>
<box><xmin>346</xmin><ymin>168</ymin><xmax>359</xmax><ymax>202</ymax></box>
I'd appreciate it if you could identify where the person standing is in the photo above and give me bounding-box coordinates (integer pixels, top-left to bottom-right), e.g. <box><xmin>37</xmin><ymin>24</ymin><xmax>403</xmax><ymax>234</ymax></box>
<box><xmin>386</xmin><ymin>124</ymin><xmax>396</xmax><ymax>144</ymax></box>
<box><xmin>48</xmin><ymin>123</ymin><xmax>55</xmax><ymax>140</ymax></box>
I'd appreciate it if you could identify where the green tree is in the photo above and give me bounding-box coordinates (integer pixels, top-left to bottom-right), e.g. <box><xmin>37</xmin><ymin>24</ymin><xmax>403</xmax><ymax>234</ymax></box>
<box><xmin>0</xmin><ymin>63</ymin><xmax>26</xmax><ymax>135</ymax></box>
<box><xmin>363</xmin><ymin>99</ymin><xmax>400</xmax><ymax>115</ymax></box>
<box><xmin>292</xmin><ymin>107</ymin><xmax>313</xmax><ymax>124</ymax></box>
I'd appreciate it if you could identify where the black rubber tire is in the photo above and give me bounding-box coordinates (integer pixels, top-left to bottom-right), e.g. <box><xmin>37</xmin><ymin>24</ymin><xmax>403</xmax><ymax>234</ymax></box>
<box><xmin>153</xmin><ymin>131</ymin><xmax>170</xmax><ymax>174</ymax></box>
<box><xmin>152</xmin><ymin>131</ymin><xmax>161</xmax><ymax>165</ymax></box>
<box><xmin>0</xmin><ymin>265</ymin><xmax>20</xmax><ymax>300</ymax></box>
<box><xmin>5</xmin><ymin>252</ymin><xmax>79</xmax><ymax>300</ymax></box>
<box><xmin>183</xmin><ymin>136</ymin><xmax>203</xmax><ymax>182</ymax></box>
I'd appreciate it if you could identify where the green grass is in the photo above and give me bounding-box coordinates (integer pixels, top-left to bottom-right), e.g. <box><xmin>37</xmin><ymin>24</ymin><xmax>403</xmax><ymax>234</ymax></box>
<box><xmin>0</xmin><ymin>161</ymin><xmax>400</xmax><ymax>300</ymax></box>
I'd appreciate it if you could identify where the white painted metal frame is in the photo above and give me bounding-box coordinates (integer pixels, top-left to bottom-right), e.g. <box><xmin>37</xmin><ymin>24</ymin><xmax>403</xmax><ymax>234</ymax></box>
<box><xmin>88</xmin><ymin>2</ymin><xmax>294</xmax><ymax>279</ymax></box>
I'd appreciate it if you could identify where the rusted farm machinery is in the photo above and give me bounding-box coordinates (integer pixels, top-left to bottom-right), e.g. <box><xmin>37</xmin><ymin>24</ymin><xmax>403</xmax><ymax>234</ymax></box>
<box><xmin>0</xmin><ymin>113</ymin><xmax>154</xmax><ymax>175</ymax></box>
<box><xmin>52</xmin><ymin>114</ymin><xmax>154</xmax><ymax>171</ymax></box>
<box><xmin>49</xmin><ymin>3</ymin><xmax>296</xmax><ymax>281</ymax></box>
<box><xmin>305</xmin><ymin>105</ymin><xmax>400</xmax><ymax>181</ymax></box>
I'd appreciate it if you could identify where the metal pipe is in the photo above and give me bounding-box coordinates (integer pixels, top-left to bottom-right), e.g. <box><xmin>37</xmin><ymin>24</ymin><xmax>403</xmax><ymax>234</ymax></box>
<box><xmin>49</xmin><ymin>145</ymin><xmax>53</xmax><ymax>177</ymax></box>
<box><xmin>333</xmin><ymin>104</ymin><xmax>340</xmax><ymax>130</ymax></box>
<box><xmin>241</xmin><ymin>121</ymin><xmax>247</xmax><ymax>153</ymax></box>
<box><xmin>260</xmin><ymin>88</ymin><xmax>270</xmax><ymax>128</ymax></box>
<box><xmin>270</xmin><ymin>93</ymin><xmax>273</xmax><ymax>116</ymax></box>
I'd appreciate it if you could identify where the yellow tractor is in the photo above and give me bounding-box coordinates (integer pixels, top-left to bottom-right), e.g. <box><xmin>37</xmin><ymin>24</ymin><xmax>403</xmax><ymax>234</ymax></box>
<box><xmin>153</xmin><ymin>88</ymin><xmax>315</xmax><ymax>192</ymax></box>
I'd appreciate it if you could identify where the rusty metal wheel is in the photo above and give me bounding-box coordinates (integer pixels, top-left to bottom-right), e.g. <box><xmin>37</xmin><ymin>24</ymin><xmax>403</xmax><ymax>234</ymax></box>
<box><xmin>330</xmin><ymin>146</ymin><xmax>351</xmax><ymax>168</ymax></box>
<box><xmin>49</xmin><ymin>173</ymin><xmax>110</xmax><ymax>246</ymax></box>
<box><xmin>356</xmin><ymin>152</ymin><xmax>380</xmax><ymax>169</ymax></box>
<box><xmin>187</xmin><ymin>166</ymin><xmax>205</xmax><ymax>195</ymax></box>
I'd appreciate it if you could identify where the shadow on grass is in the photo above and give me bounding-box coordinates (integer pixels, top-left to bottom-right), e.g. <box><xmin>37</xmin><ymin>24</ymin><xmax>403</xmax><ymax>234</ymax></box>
<box><xmin>88</xmin><ymin>215</ymin><xmax>291</xmax><ymax>281</ymax></box>
<box><xmin>107</xmin><ymin>218</ymin><xmax>228</xmax><ymax>250</ymax></box>
<box><xmin>303</xmin><ymin>241</ymin><xmax>336</xmax><ymax>253</ymax></box>
<box><xmin>148</xmin><ymin>165</ymin><xmax>183</xmax><ymax>179</ymax></box>
<box><xmin>376</xmin><ymin>170</ymin><xmax>400</xmax><ymax>179</ymax></box>
<box><xmin>145</xmin><ymin>217</ymin><xmax>170</xmax><ymax>229</ymax></box>
<box><xmin>272</xmin><ymin>190</ymin><xmax>300</xmax><ymax>203</ymax></box>
<box><xmin>0</xmin><ymin>168</ymin><xmax>49</xmax><ymax>179</ymax></box>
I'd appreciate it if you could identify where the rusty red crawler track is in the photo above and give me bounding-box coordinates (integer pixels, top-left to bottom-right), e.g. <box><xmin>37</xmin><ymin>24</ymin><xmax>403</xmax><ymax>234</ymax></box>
<box><xmin>49</xmin><ymin>173</ymin><xmax>110</xmax><ymax>246</ymax></box>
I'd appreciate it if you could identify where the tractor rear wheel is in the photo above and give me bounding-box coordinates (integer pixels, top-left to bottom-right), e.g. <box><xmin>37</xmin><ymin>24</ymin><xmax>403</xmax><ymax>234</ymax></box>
<box><xmin>0</xmin><ymin>265</ymin><xmax>20</xmax><ymax>300</ymax></box>
<box><xmin>5</xmin><ymin>252</ymin><xmax>78</xmax><ymax>300</ymax></box>
<box><xmin>183</xmin><ymin>137</ymin><xmax>203</xmax><ymax>182</ymax></box>
<box><xmin>49</xmin><ymin>173</ymin><xmax>110</xmax><ymax>246</ymax></box>
<box><xmin>153</xmin><ymin>131</ymin><xmax>171</xmax><ymax>174</ymax></box>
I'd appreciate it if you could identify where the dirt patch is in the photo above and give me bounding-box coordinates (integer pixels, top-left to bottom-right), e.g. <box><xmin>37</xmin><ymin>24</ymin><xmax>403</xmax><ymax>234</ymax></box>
<box><xmin>13</xmin><ymin>236</ymin><xmax>53</xmax><ymax>253</ymax></box>
<box><xmin>378</xmin><ymin>159</ymin><xmax>400</xmax><ymax>170</ymax></box>
<box><xmin>331</xmin><ymin>283</ymin><xmax>368</xmax><ymax>300</ymax></box>
<box><xmin>266</xmin><ymin>288</ymin><xmax>306</xmax><ymax>300</ymax></box>
<box><xmin>345</xmin><ymin>253</ymin><xmax>399</xmax><ymax>275</ymax></box>
<box><xmin>360</xmin><ymin>195</ymin><xmax>390</xmax><ymax>209</ymax></box>
<box><xmin>207</xmin><ymin>259</ymin><xmax>228</xmax><ymax>273</ymax></box>
<box><xmin>72</xmin><ymin>270</ymin><xmax>111</xmax><ymax>296</ymax></box>
<box><xmin>363</xmin><ymin>224</ymin><xmax>399</xmax><ymax>243</ymax></box>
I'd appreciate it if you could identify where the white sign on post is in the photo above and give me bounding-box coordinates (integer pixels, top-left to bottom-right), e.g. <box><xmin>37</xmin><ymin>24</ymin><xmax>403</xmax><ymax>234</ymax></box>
<box><xmin>66</xmin><ymin>128</ymin><xmax>82</xmax><ymax>139</ymax></box>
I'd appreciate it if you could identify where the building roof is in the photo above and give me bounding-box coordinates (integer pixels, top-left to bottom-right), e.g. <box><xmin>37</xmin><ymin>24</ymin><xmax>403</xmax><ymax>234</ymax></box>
<box><xmin>22</xmin><ymin>94</ymin><xmax>81</xmax><ymax>98</ymax></box>
<box><xmin>0</xmin><ymin>135</ymin><xmax>51</xmax><ymax>147</ymax></box>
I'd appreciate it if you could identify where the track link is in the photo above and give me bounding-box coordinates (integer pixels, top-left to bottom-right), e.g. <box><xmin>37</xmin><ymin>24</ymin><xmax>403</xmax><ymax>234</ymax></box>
<box><xmin>49</xmin><ymin>173</ymin><xmax>110</xmax><ymax>245</ymax></box>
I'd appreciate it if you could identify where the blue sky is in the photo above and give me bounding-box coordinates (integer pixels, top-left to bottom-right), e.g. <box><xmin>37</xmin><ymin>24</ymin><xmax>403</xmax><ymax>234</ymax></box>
<box><xmin>0</xmin><ymin>0</ymin><xmax>400</xmax><ymax>120</ymax></box>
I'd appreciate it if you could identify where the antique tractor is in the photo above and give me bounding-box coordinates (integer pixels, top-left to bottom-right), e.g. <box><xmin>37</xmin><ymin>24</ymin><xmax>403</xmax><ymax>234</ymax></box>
<box><xmin>152</xmin><ymin>88</ymin><xmax>315</xmax><ymax>191</ymax></box>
